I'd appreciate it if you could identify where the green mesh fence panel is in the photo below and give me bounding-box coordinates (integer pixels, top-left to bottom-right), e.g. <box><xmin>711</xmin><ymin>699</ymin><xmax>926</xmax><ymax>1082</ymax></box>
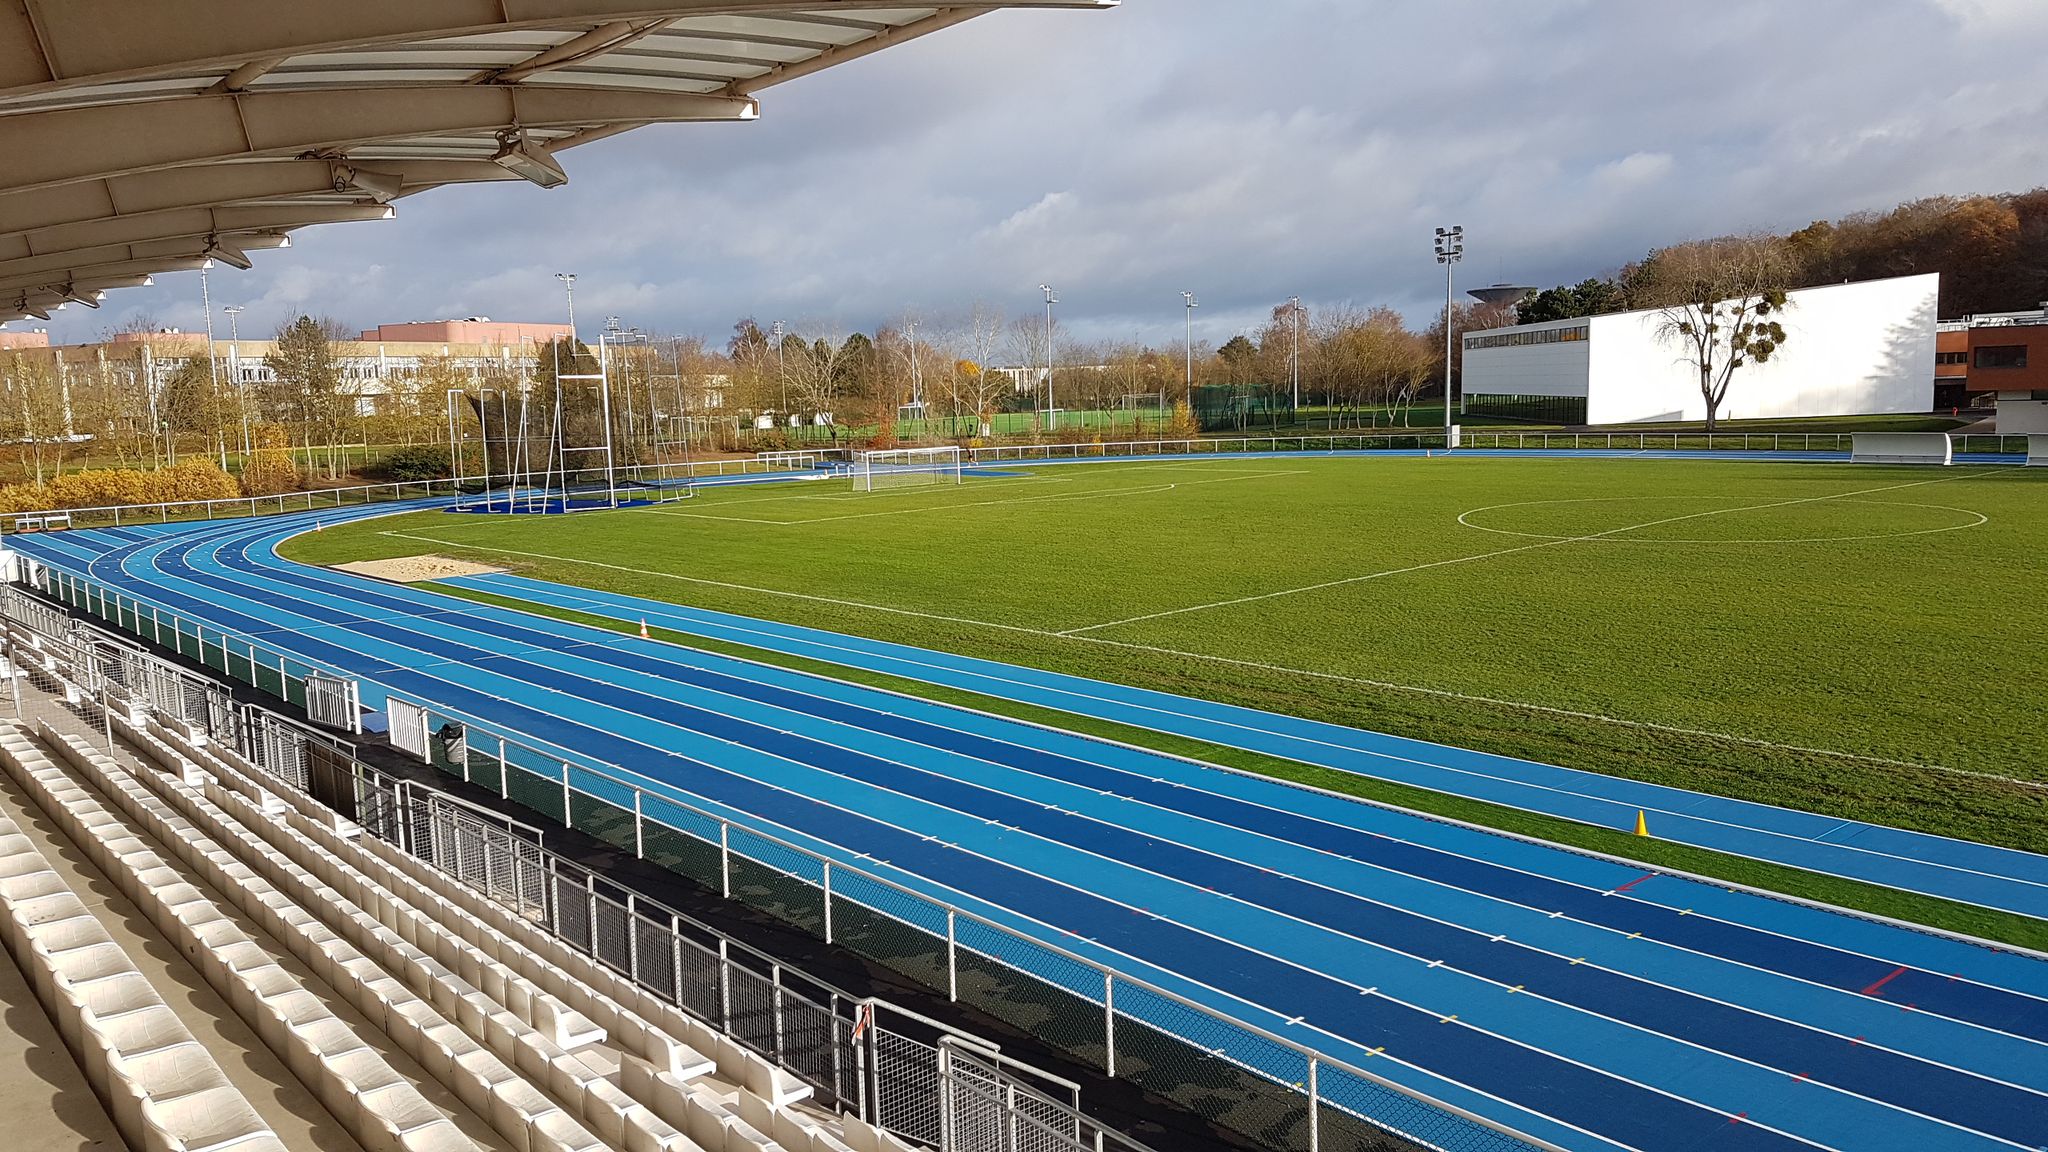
<box><xmin>505</xmin><ymin>763</ymin><xmax>569</xmax><ymax>826</ymax></box>
<box><xmin>639</xmin><ymin>820</ymin><xmax>721</xmax><ymax>890</ymax></box>
<box><xmin>727</xmin><ymin>853</ymin><xmax>825</xmax><ymax>936</ymax></box>
<box><xmin>827</xmin><ymin>895</ymin><xmax>948</xmax><ymax>993</ymax></box>
<box><xmin>1111</xmin><ymin>982</ymin><xmax>1314</xmax><ymax>1152</ymax></box>
<box><xmin>569</xmin><ymin>790</ymin><xmax>637</xmax><ymax>855</ymax></box>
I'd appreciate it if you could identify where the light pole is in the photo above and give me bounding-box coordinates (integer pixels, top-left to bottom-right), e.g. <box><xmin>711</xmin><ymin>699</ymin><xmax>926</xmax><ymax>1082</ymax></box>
<box><xmin>1434</xmin><ymin>226</ymin><xmax>1464</xmax><ymax>447</ymax></box>
<box><xmin>1039</xmin><ymin>285</ymin><xmax>1057</xmax><ymax>430</ymax></box>
<box><xmin>771</xmin><ymin>320</ymin><xmax>786</xmax><ymax>416</ymax></box>
<box><xmin>1288</xmin><ymin>296</ymin><xmax>1301</xmax><ymax>415</ymax></box>
<box><xmin>222</xmin><ymin>305</ymin><xmax>249</xmax><ymax>458</ymax></box>
<box><xmin>200</xmin><ymin>261</ymin><xmax>225</xmax><ymax>469</ymax></box>
<box><xmin>554</xmin><ymin>272</ymin><xmax>577</xmax><ymax>339</ymax></box>
<box><xmin>1182</xmin><ymin>292</ymin><xmax>1199</xmax><ymax>400</ymax></box>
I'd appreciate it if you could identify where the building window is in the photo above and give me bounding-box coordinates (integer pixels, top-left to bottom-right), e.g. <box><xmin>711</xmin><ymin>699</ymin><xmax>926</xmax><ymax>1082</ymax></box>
<box><xmin>1974</xmin><ymin>345</ymin><xmax>2028</xmax><ymax>369</ymax></box>
<box><xmin>1464</xmin><ymin>324</ymin><xmax>1589</xmax><ymax>352</ymax></box>
<box><xmin>1462</xmin><ymin>394</ymin><xmax>1588</xmax><ymax>424</ymax></box>
<box><xmin>1935</xmin><ymin>351</ymin><xmax>1968</xmax><ymax>365</ymax></box>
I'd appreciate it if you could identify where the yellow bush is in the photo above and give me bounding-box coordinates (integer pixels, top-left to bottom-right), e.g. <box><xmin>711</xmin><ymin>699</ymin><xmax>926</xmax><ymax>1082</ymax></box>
<box><xmin>240</xmin><ymin>425</ymin><xmax>303</xmax><ymax>497</ymax></box>
<box><xmin>6</xmin><ymin>460</ymin><xmax>242</xmax><ymax>513</ymax></box>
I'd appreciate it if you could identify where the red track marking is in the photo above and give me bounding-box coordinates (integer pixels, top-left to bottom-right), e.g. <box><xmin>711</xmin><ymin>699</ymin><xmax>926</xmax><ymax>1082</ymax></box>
<box><xmin>1612</xmin><ymin>872</ymin><xmax>1657</xmax><ymax>894</ymax></box>
<box><xmin>1861</xmin><ymin>966</ymin><xmax>1909</xmax><ymax>997</ymax></box>
<box><xmin>1729</xmin><ymin>1112</ymin><xmax>1748</xmax><ymax>1125</ymax></box>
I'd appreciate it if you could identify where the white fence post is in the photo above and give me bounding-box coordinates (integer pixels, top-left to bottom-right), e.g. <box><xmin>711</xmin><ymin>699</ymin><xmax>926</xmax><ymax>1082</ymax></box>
<box><xmin>1103</xmin><ymin>973</ymin><xmax>1116</xmax><ymax>1078</ymax></box>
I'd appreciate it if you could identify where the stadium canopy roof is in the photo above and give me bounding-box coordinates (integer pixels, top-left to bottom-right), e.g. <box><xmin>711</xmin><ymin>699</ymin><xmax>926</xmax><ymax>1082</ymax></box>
<box><xmin>0</xmin><ymin>2</ymin><xmax>1114</xmax><ymax>323</ymax></box>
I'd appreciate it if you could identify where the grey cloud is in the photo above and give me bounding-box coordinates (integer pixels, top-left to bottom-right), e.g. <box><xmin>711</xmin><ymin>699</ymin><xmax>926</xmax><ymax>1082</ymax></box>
<box><xmin>31</xmin><ymin>0</ymin><xmax>2048</xmax><ymax>353</ymax></box>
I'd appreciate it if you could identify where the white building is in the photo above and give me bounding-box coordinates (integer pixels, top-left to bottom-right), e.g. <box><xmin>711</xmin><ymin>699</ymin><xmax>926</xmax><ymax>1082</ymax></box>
<box><xmin>1460</xmin><ymin>273</ymin><xmax>1939</xmax><ymax>425</ymax></box>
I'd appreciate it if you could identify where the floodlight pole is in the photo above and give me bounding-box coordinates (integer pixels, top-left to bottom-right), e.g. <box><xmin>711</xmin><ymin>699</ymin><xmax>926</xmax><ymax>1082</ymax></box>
<box><xmin>223</xmin><ymin>305</ymin><xmax>249</xmax><ymax>458</ymax></box>
<box><xmin>771</xmin><ymin>320</ymin><xmax>786</xmax><ymax>417</ymax></box>
<box><xmin>201</xmin><ymin>261</ymin><xmax>226</xmax><ymax>470</ymax></box>
<box><xmin>1434</xmin><ymin>226</ymin><xmax>1464</xmax><ymax>447</ymax></box>
<box><xmin>1288</xmin><ymin>296</ymin><xmax>1301</xmax><ymax>414</ymax></box>
<box><xmin>1040</xmin><ymin>286</ymin><xmax>1057</xmax><ymax>431</ymax></box>
<box><xmin>1183</xmin><ymin>292</ymin><xmax>1199</xmax><ymax>401</ymax></box>
<box><xmin>555</xmin><ymin>272</ymin><xmax>577</xmax><ymax>339</ymax></box>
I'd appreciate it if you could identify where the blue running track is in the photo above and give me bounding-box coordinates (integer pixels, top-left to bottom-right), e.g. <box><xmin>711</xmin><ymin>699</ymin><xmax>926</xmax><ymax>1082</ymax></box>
<box><xmin>8</xmin><ymin>498</ymin><xmax>2048</xmax><ymax>1152</ymax></box>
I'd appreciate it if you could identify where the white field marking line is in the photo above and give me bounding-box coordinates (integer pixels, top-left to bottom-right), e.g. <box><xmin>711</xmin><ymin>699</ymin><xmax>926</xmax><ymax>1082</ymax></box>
<box><xmin>407</xmin><ymin>576</ymin><xmax>2048</xmax><ymax>1015</ymax></box>
<box><xmin>381</xmin><ymin>528</ymin><xmax>1072</xmax><ymax>637</ymax></box>
<box><xmin>229</xmin><ymin>547</ymin><xmax>1676</xmax><ymax>1145</ymax></box>
<box><xmin>648</xmin><ymin>470</ymin><xmax>1307</xmax><ymax>527</ymax></box>
<box><xmin>210</xmin><ymin>577</ymin><xmax>1840</xmax><ymax>1149</ymax></box>
<box><xmin>1060</xmin><ymin>471</ymin><xmax>2000</xmax><ymax>636</ymax></box>
<box><xmin>1079</xmin><ymin>635</ymin><xmax>2048</xmax><ymax>795</ymax></box>
<box><xmin>375</xmin><ymin>524</ymin><xmax>2048</xmax><ymax>794</ymax></box>
<box><xmin>483</xmin><ymin>594</ymin><xmax>2048</xmax><ymax>937</ymax></box>
<box><xmin>447</xmin><ymin>573</ymin><xmax>2048</xmax><ymax>935</ymax></box>
<box><xmin>1456</xmin><ymin>496</ymin><xmax>1990</xmax><ymax>545</ymax></box>
<box><xmin>356</xmin><ymin>565</ymin><xmax>2010</xmax><ymax>1084</ymax></box>
<box><xmin>545</xmin><ymin>630</ymin><xmax>2046</xmax><ymax>1131</ymax></box>
<box><xmin>489</xmin><ymin>588</ymin><xmax>2048</xmax><ymax>1027</ymax></box>
<box><xmin>505</xmin><ymin>618</ymin><xmax>2048</xmax><ymax>1097</ymax></box>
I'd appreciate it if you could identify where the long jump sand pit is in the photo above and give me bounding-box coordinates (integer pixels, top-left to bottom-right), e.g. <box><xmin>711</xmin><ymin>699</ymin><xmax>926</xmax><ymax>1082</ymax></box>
<box><xmin>331</xmin><ymin>555</ymin><xmax>508</xmax><ymax>583</ymax></box>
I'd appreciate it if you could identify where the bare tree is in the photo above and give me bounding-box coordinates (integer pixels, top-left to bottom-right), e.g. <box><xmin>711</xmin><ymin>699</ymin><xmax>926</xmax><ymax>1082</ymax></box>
<box><xmin>1651</xmin><ymin>237</ymin><xmax>1794</xmax><ymax>431</ymax></box>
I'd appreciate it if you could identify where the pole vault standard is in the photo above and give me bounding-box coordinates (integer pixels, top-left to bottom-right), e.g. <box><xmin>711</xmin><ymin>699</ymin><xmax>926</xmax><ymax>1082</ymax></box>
<box><xmin>551</xmin><ymin>340</ymin><xmax>619</xmax><ymax>511</ymax></box>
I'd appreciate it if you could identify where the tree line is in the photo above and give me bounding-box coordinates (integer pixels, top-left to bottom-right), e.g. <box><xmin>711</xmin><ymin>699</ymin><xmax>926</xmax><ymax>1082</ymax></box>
<box><xmin>1519</xmin><ymin>189</ymin><xmax>2048</xmax><ymax>324</ymax></box>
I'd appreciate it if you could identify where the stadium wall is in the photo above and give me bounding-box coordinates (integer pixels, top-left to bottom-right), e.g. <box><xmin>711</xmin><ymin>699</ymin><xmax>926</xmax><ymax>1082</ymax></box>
<box><xmin>1463</xmin><ymin>273</ymin><xmax>1938</xmax><ymax>425</ymax></box>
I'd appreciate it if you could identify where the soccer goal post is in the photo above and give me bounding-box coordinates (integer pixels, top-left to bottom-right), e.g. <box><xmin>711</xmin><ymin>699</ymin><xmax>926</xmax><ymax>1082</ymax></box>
<box><xmin>854</xmin><ymin>446</ymin><xmax>965</xmax><ymax>492</ymax></box>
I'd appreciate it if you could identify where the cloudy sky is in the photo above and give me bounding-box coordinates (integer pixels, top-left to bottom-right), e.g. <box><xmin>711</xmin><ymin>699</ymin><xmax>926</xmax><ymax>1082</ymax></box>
<box><xmin>23</xmin><ymin>0</ymin><xmax>2048</xmax><ymax>352</ymax></box>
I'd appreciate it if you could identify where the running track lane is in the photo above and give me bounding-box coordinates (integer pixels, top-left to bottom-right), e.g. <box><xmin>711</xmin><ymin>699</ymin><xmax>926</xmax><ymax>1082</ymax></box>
<box><xmin>16</xmin><ymin>508</ymin><xmax>2048</xmax><ymax>1139</ymax></box>
<box><xmin>443</xmin><ymin>569</ymin><xmax>2048</xmax><ymax>923</ymax></box>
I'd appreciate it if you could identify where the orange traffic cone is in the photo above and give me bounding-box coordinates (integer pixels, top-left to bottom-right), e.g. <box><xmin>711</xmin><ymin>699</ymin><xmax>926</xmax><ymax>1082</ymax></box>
<box><xmin>639</xmin><ymin>619</ymin><xmax>651</xmax><ymax>640</ymax></box>
<box><xmin>1633</xmin><ymin>810</ymin><xmax>1650</xmax><ymax>838</ymax></box>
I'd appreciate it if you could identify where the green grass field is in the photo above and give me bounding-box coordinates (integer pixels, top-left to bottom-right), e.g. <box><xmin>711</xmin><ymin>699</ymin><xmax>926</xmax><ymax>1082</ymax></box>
<box><xmin>282</xmin><ymin>455</ymin><xmax>2048</xmax><ymax>942</ymax></box>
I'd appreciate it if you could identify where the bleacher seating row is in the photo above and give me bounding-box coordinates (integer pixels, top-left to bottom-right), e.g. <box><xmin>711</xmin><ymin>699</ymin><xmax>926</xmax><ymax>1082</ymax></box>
<box><xmin>0</xmin><ymin>692</ymin><xmax>918</xmax><ymax>1152</ymax></box>
<box><xmin>1</xmin><ymin>723</ymin><xmax>476</xmax><ymax>1152</ymax></box>
<box><xmin>0</xmin><ymin>743</ymin><xmax>289</xmax><ymax>1152</ymax></box>
<box><xmin>130</xmin><ymin>710</ymin><xmax>887</xmax><ymax>1152</ymax></box>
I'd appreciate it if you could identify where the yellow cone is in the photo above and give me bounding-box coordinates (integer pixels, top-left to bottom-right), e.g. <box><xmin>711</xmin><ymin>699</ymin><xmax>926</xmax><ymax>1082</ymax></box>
<box><xmin>1633</xmin><ymin>810</ymin><xmax>1650</xmax><ymax>837</ymax></box>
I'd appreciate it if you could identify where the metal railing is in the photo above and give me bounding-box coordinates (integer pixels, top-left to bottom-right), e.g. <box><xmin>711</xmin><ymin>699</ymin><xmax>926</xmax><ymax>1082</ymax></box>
<box><xmin>14</xmin><ymin>557</ymin><xmax>1554</xmax><ymax>1152</ymax></box>
<box><xmin>389</xmin><ymin>693</ymin><xmax>1556</xmax><ymax>1152</ymax></box>
<box><xmin>28</xmin><ymin>567</ymin><xmax>356</xmax><ymax>731</ymax></box>
<box><xmin>3</xmin><ymin>580</ymin><xmax>1148</xmax><ymax>1152</ymax></box>
<box><xmin>1456</xmin><ymin>430</ymin><xmax>2031</xmax><ymax>455</ymax></box>
<box><xmin>969</xmin><ymin>432</ymin><xmax>1450</xmax><ymax>462</ymax></box>
<box><xmin>0</xmin><ymin>476</ymin><xmax>462</xmax><ymax>533</ymax></box>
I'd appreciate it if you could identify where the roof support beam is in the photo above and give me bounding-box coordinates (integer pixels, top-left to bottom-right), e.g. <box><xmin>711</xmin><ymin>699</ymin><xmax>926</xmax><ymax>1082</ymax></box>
<box><xmin>0</xmin><ymin>204</ymin><xmax>394</xmax><ymax>265</ymax></box>
<box><xmin>0</xmin><ymin>159</ymin><xmax>511</xmax><ymax>239</ymax></box>
<box><xmin>0</xmin><ymin>3</ymin><xmax>1118</xmax><ymax>98</ymax></box>
<box><xmin>0</xmin><ymin>86</ymin><xmax>757</xmax><ymax>196</ymax></box>
<box><xmin>0</xmin><ymin>240</ymin><xmax>287</xmax><ymax>296</ymax></box>
<box><xmin>0</xmin><ymin>231</ymin><xmax>293</xmax><ymax>285</ymax></box>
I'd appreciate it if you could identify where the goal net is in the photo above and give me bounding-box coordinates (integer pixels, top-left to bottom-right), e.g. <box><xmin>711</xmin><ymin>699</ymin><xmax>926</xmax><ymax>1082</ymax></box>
<box><xmin>854</xmin><ymin>446</ymin><xmax>965</xmax><ymax>492</ymax></box>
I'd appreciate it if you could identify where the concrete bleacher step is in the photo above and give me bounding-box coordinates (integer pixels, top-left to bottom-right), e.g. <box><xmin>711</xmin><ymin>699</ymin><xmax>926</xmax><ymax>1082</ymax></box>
<box><xmin>0</xmin><ymin>724</ymin><xmax>482</xmax><ymax>1152</ymax></box>
<box><xmin>106</xmin><ymin>717</ymin><xmax>689</xmax><ymax>1152</ymax></box>
<box><xmin>0</xmin><ymin>741</ymin><xmax>288</xmax><ymax>1152</ymax></box>
<box><xmin>139</xmin><ymin>710</ymin><xmax>878</xmax><ymax>1152</ymax></box>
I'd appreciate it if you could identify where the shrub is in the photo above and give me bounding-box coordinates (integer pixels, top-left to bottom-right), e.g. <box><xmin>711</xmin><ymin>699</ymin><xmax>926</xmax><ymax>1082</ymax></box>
<box><xmin>241</xmin><ymin>424</ymin><xmax>305</xmax><ymax>496</ymax></box>
<box><xmin>368</xmin><ymin>445</ymin><xmax>452</xmax><ymax>482</ymax></box>
<box><xmin>0</xmin><ymin>460</ymin><xmax>240</xmax><ymax>514</ymax></box>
